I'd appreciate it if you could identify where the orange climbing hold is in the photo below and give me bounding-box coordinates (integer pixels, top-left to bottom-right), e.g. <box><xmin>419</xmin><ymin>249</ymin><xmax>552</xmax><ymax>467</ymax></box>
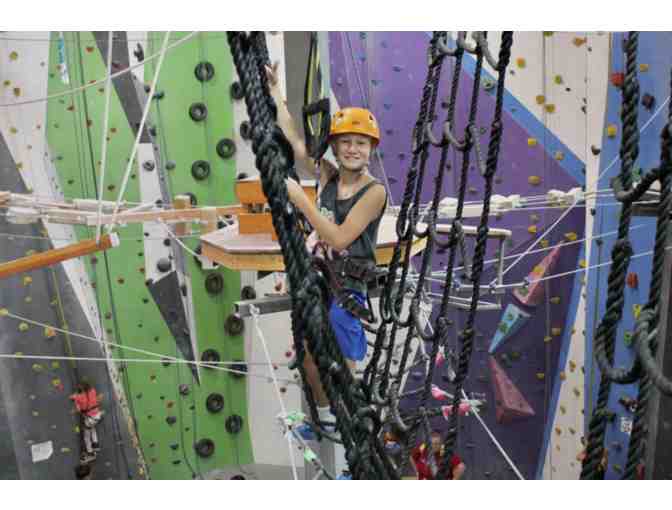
<box><xmin>573</xmin><ymin>37</ymin><xmax>587</xmax><ymax>47</ymax></box>
<box><xmin>516</xmin><ymin>58</ymin><xmax>526</xmax><ymax>68</ymax></box>
<box><xmin>611</xmin><ymin>72</ymin><xmax>625</xmax><ymax>88</ymax></box>
<box><xmin>536</xmin><ymin>95</ymin><xmax>546</xmax><ymax>105</ymax></box>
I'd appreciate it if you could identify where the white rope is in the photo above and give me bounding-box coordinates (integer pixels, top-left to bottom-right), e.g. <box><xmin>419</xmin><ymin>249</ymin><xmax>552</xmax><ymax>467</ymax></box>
<box><xmin>95</xmin><ymin>31</ymin><xmax>115</xmax><ymax>244</ymax></box>
<box><xmin>159</xmin><ymin>220</ymin><xmax>202</xmax><ymax>258</ymax></box>
<box><xmin>107</xmin><ymin>31</ymin><xmax>170</xmax><ymax>233</ymax></box>
<box><xmin>250</xmin><ymin>305</ymin><xmax>298</xmax><ymax>480</ymax></box>
<box><xmin>0</xmin><ymin>32</ymin><xmax>198</xmax><ymax>108</ymax></box>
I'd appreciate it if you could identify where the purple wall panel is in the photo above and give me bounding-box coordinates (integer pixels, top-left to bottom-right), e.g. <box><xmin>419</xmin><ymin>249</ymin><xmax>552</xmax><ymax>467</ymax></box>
<box><xmin>330</xmin><ymin>31</ymin><xmax>584</xmax><ymax>479</ymax></box>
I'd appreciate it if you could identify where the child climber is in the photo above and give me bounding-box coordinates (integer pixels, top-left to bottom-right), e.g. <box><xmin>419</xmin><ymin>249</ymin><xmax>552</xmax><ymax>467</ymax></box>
<box><xmin>70</xmin><ymin>382</ymin><xmax>103</xmax><ymax>464</ymax></box>
<box><xmin>265</xmin><ymin>63</ymin><xmax>388</xmax><ymax>435</ymax></box>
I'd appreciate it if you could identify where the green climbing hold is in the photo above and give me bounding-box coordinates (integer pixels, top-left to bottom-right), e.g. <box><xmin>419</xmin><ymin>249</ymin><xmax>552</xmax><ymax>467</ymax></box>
<box><xmin>303</xmin><ymin>449</ymin><xmax>317</xmax><ymax>462</ymax></box>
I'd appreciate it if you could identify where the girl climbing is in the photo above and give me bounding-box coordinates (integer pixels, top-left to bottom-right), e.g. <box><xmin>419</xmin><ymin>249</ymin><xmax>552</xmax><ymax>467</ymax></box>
<box><xmin>69</xmin><ymin>382</ymin><xmax>103</xmax><ymax>464</ymax></box>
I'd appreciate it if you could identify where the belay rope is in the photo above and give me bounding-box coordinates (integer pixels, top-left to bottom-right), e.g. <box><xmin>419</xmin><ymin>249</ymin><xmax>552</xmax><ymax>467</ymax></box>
<box><xmin>582</xmin><ymin>31</ymin><xmax>672</xmax><ymax>480</ymax></box>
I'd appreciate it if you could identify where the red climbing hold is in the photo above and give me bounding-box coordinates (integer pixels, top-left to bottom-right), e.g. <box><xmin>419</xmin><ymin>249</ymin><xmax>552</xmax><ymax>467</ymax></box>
<box><xmin>626</xmin><ymin>272</ymin><xmax>639</xmax><ymax>289</ymax></box>
<box><xmin>611</xmin><ymin>72</ymin><xmax>625</xmax><ymax>88</ymax></box>
<box><xmin>489</xmin><ymin>356</ymin><xmax>535</xmax><ymax>424</ymax></box>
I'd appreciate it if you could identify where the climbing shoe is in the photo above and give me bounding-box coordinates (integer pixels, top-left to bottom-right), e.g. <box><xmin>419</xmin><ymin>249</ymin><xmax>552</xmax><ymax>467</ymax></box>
<box><xmin>92</xmin><ymin>442</ymin><xmax>101</xmax><ymax>452</ymax></box>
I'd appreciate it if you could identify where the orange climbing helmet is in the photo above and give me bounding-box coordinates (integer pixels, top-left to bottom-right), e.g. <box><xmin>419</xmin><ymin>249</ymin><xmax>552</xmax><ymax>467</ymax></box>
<box><xmin>329</xmin><ymin>107</ymin><xmax>380</xmax><ymax>146</ymax></box>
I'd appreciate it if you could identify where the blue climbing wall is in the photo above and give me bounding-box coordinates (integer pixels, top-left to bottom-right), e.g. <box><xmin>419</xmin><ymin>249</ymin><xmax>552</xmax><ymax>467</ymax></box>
<box><xmin>585</xmin><ymin>31</ymin><xmax>672</xmax><ymax>479</ymax></box>
<box><xmin>329</xmin><ymin>31</ymin><xmax>585</xmax><ymax>479</ymax></box>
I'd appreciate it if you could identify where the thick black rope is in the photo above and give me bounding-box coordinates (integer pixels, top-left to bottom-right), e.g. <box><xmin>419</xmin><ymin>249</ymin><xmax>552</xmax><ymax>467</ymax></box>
<box><xmin>227</xmin><ymin>32</ymin><xmax>394</xmax><ymax>480</ymax></box>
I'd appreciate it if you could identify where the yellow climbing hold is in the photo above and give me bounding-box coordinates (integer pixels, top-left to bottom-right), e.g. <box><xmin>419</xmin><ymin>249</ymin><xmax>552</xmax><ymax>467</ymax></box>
<box><xmin>24</xmin><ymin>296</ymin><xmax>32</xmax><ymax>304</ymax></box>
<box><xmin>2</xmin><ymin>80</ymin><xmax>9</xmax><ymax>87</ymax></box>
<box><xmin>51</xmin><ymin>361</ymin><xmax>60</xmax><ymax>369</ymax></box>
<box><xmin>552</xmin><ymin>327</ymin><xmax>562</xmax><ymax>336</ymax></box>
<box><xmin>15</xmin><ymin>352</ymin><xmax>23</xmax><ymax>357</ymax></box>
<box><xmin>61</xmin><ymin>447</ymin><xmax>71</xmax><ymax>453</ymax></box>
<box><xmin>9</xmin><ymin>126</ymin><xmax>18</xmax><ymax>134</ymax></box>
<box><xmin>554</xmin><ymin>75</ymin><xmax>563</xmax><ymax>85</ymax></box>
<box><xmin>540</xmin><ymin>239</ymin><xmax>550</xmax><ymax>248</ymax></box>
<box><xmin>569</xmin><ymin>360</ymin><xmax>577</xmax><ymax>372</ymax></box>
<box><xmin>25</xmin><ymin>249</ymin><xmax>36</xmax><ymax>256</ymax></box>
<box><xmin>544</xmin><ymin>335</ymin><xmax>552</xmax><ymax>343</ymax></box>
<box><xmin>537</xmin><ymin>373</ymin><xmax>546</xmax><ymax>380</ymax></box>
<box><xmin>516</xmin><ymin>58</ymin><xmax>526</xmax><ymax>68</ymax></box>
<box><xmin>0</xmin><ymin>308</ymin><xmax>8</xmax><ymax>317</ymax></box>
<box><xmin>569</xmin><ymin>427</ymin><xmax>576</xmax><ymax>435</ymax></box>
<box><xmin>579</xmin><ymin>259</ymin><xmax>587</xmax><ymax>268</ymax></box>
<box><xmin>23</xmin><ymin>275</ymin><xmax>32</xmax><ymax>286</ymax></box>
<box><xmin>528</xmin><ymin>137</ymin><xmax>538</xmax><ymax>147</ymax></box>
<box><xmin>44</xmin><ymin>327</ymin><xmax>56</xmax><ymax>338</ymax></box>
<box><xmin>573</xmin><ymin>387</ymin><xmax>581</xmax><ymax>397</ymax></box>
<box><xmin>32</xmin><ymin>411</ymin><xmax>39</xmax><ymax>417</ymax></box>
<box><xmin>560</xmin><ymin>405</ymin><xmax>567</xmax><ymax>414</ymax></box>
<box><xmin>13</xmin><ymin>87</ymin><xmax>21</xmax><ymax>97</ymax></box>
<box><xmin>19</xmin><ymin>322</ymin><xmax>29</xmax><ymax>332</ymax></box>
<box><xmin>564</xmin><ymin>232</ymin><xmax>578</xmax><ymax>242</ymax></box>
<box><xmin>51</xmin><ymin>378</ymin><xmax>62</xmax><ymax>388</ymax></box>
<box><xmin>536</xmin><ymin>95</ymin><xmax>546</xmax><ymax>105</ymax></box>
<box><xmin>633</xmin><ymin>304</ymin><xmax>642</xmax><ymax>319</ymax></box>
<box><xmin>528</xmin><ymin>225</ymin><xmax>538</xmax><ymax>234</ymax></box>
<box><xmin>554</xmin><ymin>151</ymin><xmax>564</xmax><ymax>161</ymax></box>
<box><xmin>607</xmin><ymin>124</ymin><xmax>618</xmax><ymax>138</ymax></box>
<box><xmin>550</xmin><ymin>296</ymin><xmax>561</xmax><ymax>305</ymax></box>
<box><xmin>543</xmin><ymin>32</ymin><xmax>554</xmax><ymax>37</ymax></box>
<box><xmin>9</xmin><ymin>51</ymin><xmax>18</xmax><ymax>61</ymax></box>
<box><xmin>639</xmin><ymin>63</ymin><xmax>649</xmax><ymax>72</ymax></box>
<box><xmin>74</xmin><ymin>425</ymin><xmax>80</xmax><ymax>434</ymax></box>
<box><xmin>32</xmin><ymin>363</ymin><xmax>44</xmax><ymax>372</ymax></box>
<box><xmin>532</xmin><ymin>265</ymin><xmax>544</xmax><ymax>276</ymax></box>
<box><xmin>559</xmin><ymin>371</ymin><xmax>567</xmax><ymax>381</ymax></box>
<box><xmin>528</xmin><ymin>175</ymin><xmax>542</xmax><ymax>186</ymax></box>
<box><xmin>545</xmin><ymin>104</ymin><xmax>556</xmax><ymax>114</ymax></box>
<box><xmin>573</xmin><ymin>37</ymin><xmax>587</xmax><ymax>47</ymax></box>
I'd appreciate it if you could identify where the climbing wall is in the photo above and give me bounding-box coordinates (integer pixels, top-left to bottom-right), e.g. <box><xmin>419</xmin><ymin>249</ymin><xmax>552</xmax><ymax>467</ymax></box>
<box><xmin>328</xmin><ymin>31</ymin><xmax>590</xmax><ymax>479</ymax></box>
<box><xmin>585</xmin><ymin>31</ymin><xmax>672</xmax><ymax>479</ymax></box>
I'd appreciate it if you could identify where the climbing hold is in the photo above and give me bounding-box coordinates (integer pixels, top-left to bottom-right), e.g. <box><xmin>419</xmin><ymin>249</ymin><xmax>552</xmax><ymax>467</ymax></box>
<box><xmin>545</xmin><ymin>104</ymin><xmax>556</xmax><ymax>114</ymax></box>
<box><xmin>489</xmin><ymin>356</ymin><xmax>535</xmax><ymax>423</ymax></box>
<box><xmin>633</xmin><ymin>304</ymin><xmax>642</xmax><ymax>319</ymax></box>
<box><xmin>591</xmin><ymin>145</ymin><xmax>601</xmax><ymax>156</ymax></box>
<box><xmin>240</xmin><ymin>285</ymin><xmax>256</xmax><ymax>300</ymax></box>
<box><xmin>579</xmin><ymin>259</ymin><xmax>587</xmax><ymax>268</ymax></box>
<box><xmin>23</xmin><ymin>275</ymin><xmax>32</xmax><ymax>286</ymax></box>
<box><xmin>191</xmin><ymin>160</ymin><xmax>211</xmax><ymax>181</ymax></box>
<box><xmin>642</xmin><ymin>93</ymin><xmax>655</xmax><ymax>111</ymax></box>
<box><xmin>189</xmin><ymin>102</ymin><xmax>208</xmax><ymax>122</ymax></box>
<box><xmin>607</xmin><ymin>124</ymin><xmax>618</xmax><ymax>138</ymax></box>
<box><xmin>569</xmin><ymin>360</ymin><xmax>577</xmax><ymax>372</ymax></box>
<box><xmin>543</xmin><ymin>336</ymin><xmax>552</xmax><ymax>344</ymax></box>
<box><xmin>170</xmin><ymin>443</ymin><xmax>179</xmax><ymax>451</ymax></box>
<box><xmin>527</xmin><ymin>138</ymin><xmax>538</xmax><ymax>147</ymax></box>
<box><xmin>230</xmin><ymin>82</ymin><xmax>244</xmax><ymax>101</ymax></box>
<box><xmin>178</xmin><ymin>384</ymin><xmax>190</xmax><ymax>396</ymax></box>
<box><xmin>0</xmin><ymin>308</ymin><xmax>7</xmax><ymax>317</ymax></box>
<box><xmin>206</xmin><ymin>393</ymin><xmax>224</xmax><ymax>413</ymax></box>
<box><xmin>165</xmin><ymin>161</ymin><xmax>176</xmax><ymax>171</ymax></box>
<box><xmin>182</xmin><ymin>192</ymin><xmax>198</xmax><ymax>207</ymax></box>
<box><xmin>559</xmin><ymin>372</ymin><xmax>567</xmax><ymax>381</ymax></box>
<box><xmin>564</xmin><ymin>232</ymin><xmax>578</xmax><ymax>242</ymax></box>
<box><xmin>489</xmin><ymin>304</ymin><xmax>530</xmax><ymax>354</ymax></box>
<box><xmin>515</xmin><ymin>58</ymin><xmax>526</xmax><ymax>68</ymax></box>
<box><xmin>554</xmin><ymin>75</ymin><xmax>563</xmax><ymax>85</ymax></box>
<box><xmin>551</xmin><ymin>327</ymin><xmax>562</xmax><ymax>337</ymax></box>
<box><xmin>225</xmin><ymin>415</ymin><xmax>244</xmax><ymax>435</ymax></box>
<box><xmin>142</xmin><ymin>160</ymin><xmax>155</xmax><ymax>172</ymax></box>
<box><xmin>572</xmin><ymin>37</ymin><xmax>587</xmax><ymax>47</ymax></box>
<box><xmin>19</xmin><ymin>322</ymin><xmax>29</xmax><ymax>332</ymax></box>
<box><xmin>528</xmin><ymin>175</ymin><xmax>542</xmax><ymax>186</ymax></box>
<box><xmin>201</xmin><ymin>349</ymin><xmax>221</xmax><ymax>369</ymax></box>
<box><xmin>9</xmin><ymin>51</ymin><xmax>18</xmax><ymax>61</ymax></box>
<box><xmin>216</xmin><ymin>138</ymin><xmax>236</xmax><ymax>160</ymax></box>
<box><xmin>166</xmin><ymin>416</ymin><xmax>177</xmax><ymax>425</ymax></box>
<box><xmin>535</xmin><ymin>95</ymin><xmax>546</xmax><ymax>105</ymax></box>
<box><xmin>527</xmin><ymin>225</ymin><xmax>538</xmax><ymax>234</ymax></box>
<box><xmin>550</xmin><ymin>297</ymin><xmax>561</xmax><ymax>305</ymax></box>
<box><xmin>45</xmin><ymin>328</ymin><xmax>57</xmax><ymax>339</ymax></box>
<box><xmin>514</xmin><ymin>244</ymin><xmax>562</xmax><ymax>307</ymax></box>
<box><xmin>239</xmin><ymin>121</ymin><xmax>252</xmax><ymax>140</ymax></box>
<box><xmin>153</xmin><ymin>90</ymin><xmax>165</xmax><ymax>100</ymax></box>
<box><xmin>194</xmin><ymin>438</ymin><xmax>215</xmax><ymax>458</ymax></box>
<box><xmin>555</xmin><ymin>427</ymin><xmax>562</xmax><ymax>435</ymax></box>
<box><xmin>537</xmin><ymin>373</ymin><xmax>545</xmax><ymax>381</ymax></box>
<box><xmin>639</xmin><ymin>63</ymin><xmax>649</xmax><ymax>73</ymax></box>
<box><xmin>156</xmin><ymin>258</ymin><xmax>172</xmax><ymax>273</ymax></box>
<box><xmin>610</xmin><ymin>72</ymin><xmax>625</xmax><ymax>88</ymax></box>
<box><xmin>623</xmin><ymin>331</ymin><xmax>633</xmax><ymax>347</ymax></box>
<box><xmin>224</xmin><ymin>313</ymin><xmax>244</xmax><ymax>336</ymax></box>
<box><xmin>543</xmin><ymin>31</ymin><xmax>554</xmax><ymax>37</ymax></box>
<box><xmin>626</xmin><ymin>272</ymin><xmax>639</xmax><ymax>289</ymax></box>
<box><xmin>573</xmin><ymin>388</ymin><xmax>581</xmax><ymax>397</ymax></box>
<box><xmin>194</xmin><ymin>62</ymin><xmax>215</xmax><ymax>82</ymax></box>
<box><xmin>231</xmin><ymin>361</ymin><xmax>247</xmax><ymax>379</ymax></box>
<box><xmin>205</xmin><ymin>273</ymin><xmax>224</xmax><ymax>295</ymax></box>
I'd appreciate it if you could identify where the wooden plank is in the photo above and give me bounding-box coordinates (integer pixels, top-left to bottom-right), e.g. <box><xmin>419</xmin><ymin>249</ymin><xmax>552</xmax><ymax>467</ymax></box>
<box><xmin>238</xmin><ymin>212</ymin><xmax>278</xmax><ymax>240</ymax></box>
<box><xmin>173</xmin><ymin>195</ymin><xmax>191</xmax><ymax>237</ymax></box>
<box><xmin>201</xmin><ymin>207</ymin><xmax>219</xmax><ymax>235</ymax></box>
<box><xmin>235</xmin><ymin>178</ymin><xmax>316</xmax><ymax>205</ymax></box>
<box><xmin>0</xmin><ymin>234</ymin><xmax>118</xmax><ymax>280</ymax></box>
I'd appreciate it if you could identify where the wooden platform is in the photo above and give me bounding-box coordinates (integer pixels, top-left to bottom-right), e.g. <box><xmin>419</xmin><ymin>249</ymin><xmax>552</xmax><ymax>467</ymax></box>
<box><xmin>200</xmin><ymin>214</ymin><xmax>427</xmax><ymax>272</ymax></box>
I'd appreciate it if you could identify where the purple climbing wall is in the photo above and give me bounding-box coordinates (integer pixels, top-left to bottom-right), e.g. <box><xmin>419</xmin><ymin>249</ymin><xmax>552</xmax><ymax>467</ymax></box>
<box><xmin>330</xmin><ymin>31</ymin><xmax>585</xmax><ymax>479</ymax></box>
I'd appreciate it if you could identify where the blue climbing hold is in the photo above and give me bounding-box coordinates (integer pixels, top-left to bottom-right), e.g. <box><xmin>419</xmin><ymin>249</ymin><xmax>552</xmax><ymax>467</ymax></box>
<box><xmin>296</xmin><ymin>424</ymin><xmax>316</xmax><ymax>441</ymax></box>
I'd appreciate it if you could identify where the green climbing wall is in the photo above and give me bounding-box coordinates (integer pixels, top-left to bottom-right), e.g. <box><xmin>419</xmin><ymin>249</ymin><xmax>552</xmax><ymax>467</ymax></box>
<box><xmin>46</xmin><ymin>31</ymin><xmax>251</xmax><ymax>479</ymax></box>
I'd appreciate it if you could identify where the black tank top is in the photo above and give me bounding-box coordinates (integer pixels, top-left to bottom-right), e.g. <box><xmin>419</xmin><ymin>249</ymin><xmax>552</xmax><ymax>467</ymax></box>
<box><xmin>318</xmin><ymin>174</ymin><xmax>387</xmax><ymax>293</ymax></box>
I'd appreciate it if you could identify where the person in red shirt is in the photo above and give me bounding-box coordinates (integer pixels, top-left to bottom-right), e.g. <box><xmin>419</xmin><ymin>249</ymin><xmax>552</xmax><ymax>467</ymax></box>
<box><xmin>411</xmin><ymin>431</ymin><xmax>466</xmax><ymax>480</ymax></box>
<box><xmin>69</xmin><ymin>382</ymin><xmax>103</xmax><ymax>464</ymax></box>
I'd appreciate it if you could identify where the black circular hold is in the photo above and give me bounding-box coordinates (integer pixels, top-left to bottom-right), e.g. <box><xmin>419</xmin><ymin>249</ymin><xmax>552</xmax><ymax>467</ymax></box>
<box><xmin>165</xmin><ymin>161</ymin><xmax>176</xmax><ymax>171</ymax></box>
<box><xmin>156</xmin><ymin>258</ymin><xmax>171</xmax><ymax>273</ymax></box>
<box><xmin>230</xmin><ymin>81</ymin><xmax>244</xmax><ymax>101</ymax></box>
<box><xmin>239</xmin><ymin>121</ymin><xmax>252</xmax><ymax>140</ymax></box>
<box><xmin>205</xmin><ymin>393</ymin><xmax>224</xmax><ymax>413</ymax></box>
<box><xmin>224</xmin><ymin>314</ymin><xmax>245</xmax><ymax>336</ymax></box>
<box><xmin>153</xmin><ymin>90</ymin><xmax>165</xmax><ymax>100</ymax></box>
<box><xmin>205</xmin><ymin>273</ymin><xmax>224</xmax><ymax>295</ymax></box>
<box><xmin>225</xmin><ymin>415</ymin><xmax>244</xmax><ymax>435</ymax></box>
<box><xmin>194</xmin><ymin>61</ymin><xmax>215</xmax><ymax>82</ymax></box>
<box><xmin>231</xmin><ymin>361</ymin><xmax>247</xmax><ymax>379</ymax></box>
<box><xmin>163</xmin><ymin>238</ymin><xmax>171</xmax><ymax>247</ymax></box>
<box><xmin>241</xmin><ymin>285</ymin><xmax>256</xmax><ymax>300</ymax></box>
<box><xmin>236</xmin><ymin>172</ymin><xmax>248</xmax><ymax>181</ymax></box>
<box><xmin>142</xmin><ymin>160</ymin><xmax>155</xmax><ymax>172</ymax></box>
<box><xmin>183</xmin><ymin>192</ymin><xmax>198</xmax><ymax>207</ymax></box>
<box><xmin>194</xmin><ymin>438</ymin><xmax>215</xmax><ymax>458</ymax></box>
<box><xmin>189</xmin><ymin>102</ymin><xmax>208</xmax><ymax>122</ymax></box>
<box><xmin>166</xmin><ymin>416</ymin><xmax>177</xmax><ymax>425</ymax></box>
<box><xmin>149</xmin><ymin>126</ymin><xmax>158</xmax><ymax>137</ymax></box>
<box><xmin>201</xmin><ymin>349</ymin><xmax>221</xmax><ymax>369</ymax></box>
<box><xmin>191</xmin><ymin>160</ymin><xmax>211</xmax><ymax>181</ymax></box>
<box><xmin>230</xmin><ymin>475</ymin><xmax>246</xmax><ymax>480</ymax></box>
<box><xmin>178</xmin><ymin>384</ymin><xmax>190</xmax><ymax>396</ymax></box>
<box><xmin>216</xmin><ymin>138</ymin><xmax>236</xmax><ymax>160</ymax></box>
